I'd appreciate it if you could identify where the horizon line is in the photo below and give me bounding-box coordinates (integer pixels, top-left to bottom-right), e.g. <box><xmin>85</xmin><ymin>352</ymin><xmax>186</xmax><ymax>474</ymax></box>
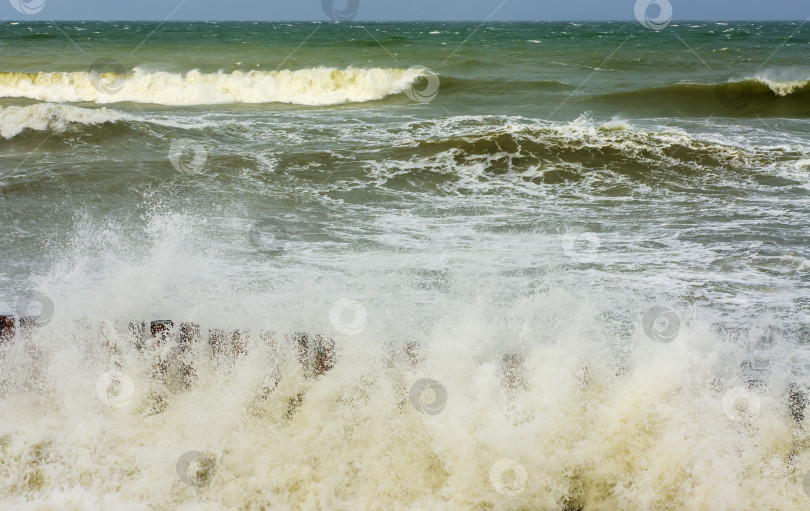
<box><xmin>3</xmin><ymin>18</ymin><xmax>807</xmax><ymax>23</ymax></box>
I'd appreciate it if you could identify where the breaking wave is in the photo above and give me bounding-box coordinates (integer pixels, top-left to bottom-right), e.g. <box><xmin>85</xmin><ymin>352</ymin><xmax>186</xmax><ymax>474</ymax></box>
<box><xmin>0</xmin><ymin>67</ymin><xmax>426</xmax><ymax>106</ymax></box>
<box><xmin>0</xmin><ymin>103</ymin><xmax>128</xmax><ymax>139</ymax></box>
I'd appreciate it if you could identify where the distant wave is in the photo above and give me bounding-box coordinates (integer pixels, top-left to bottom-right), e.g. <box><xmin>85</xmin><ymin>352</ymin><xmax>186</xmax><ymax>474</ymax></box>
<box><xmin>0</xmin><ymin>67</ymin><xmax>426</xmax><ymax>106</ymax></box>
<box><xmin>591</xmin><ymin>77</ymin><xmax>810</xmax><ymax>116</ymax></box>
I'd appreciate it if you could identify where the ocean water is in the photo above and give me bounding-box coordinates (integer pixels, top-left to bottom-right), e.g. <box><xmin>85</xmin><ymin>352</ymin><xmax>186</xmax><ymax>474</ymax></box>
<box><xmin>0</xmin><ymin>20</ymin><xmax>809</xmax><ymax>510</ymax></box>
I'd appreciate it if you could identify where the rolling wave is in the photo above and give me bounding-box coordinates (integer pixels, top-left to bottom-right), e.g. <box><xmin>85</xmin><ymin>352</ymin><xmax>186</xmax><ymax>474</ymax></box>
<box><xmin>0</xmin><ymin>67</ymin><xmax>425</xmax><ymax>106</ymax></box>
<box><xmin>592</xmin><ymin>77</ymin><xmax>810</xmax><ymax>117</ymax></box>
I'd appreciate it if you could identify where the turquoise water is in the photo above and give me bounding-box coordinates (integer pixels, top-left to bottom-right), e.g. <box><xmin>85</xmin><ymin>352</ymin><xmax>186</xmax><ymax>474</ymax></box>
<box><xmin>0</xmin><ymin>21</ymin><xmax>809</xmax><ymax>510</ymax></box>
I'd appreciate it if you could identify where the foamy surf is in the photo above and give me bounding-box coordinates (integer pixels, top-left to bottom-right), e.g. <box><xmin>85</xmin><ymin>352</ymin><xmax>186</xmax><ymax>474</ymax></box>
<box><xmin>0</xmin><ymin>67</ymin><xmax>426</xmax><ymax>106</ymax></box>
<box><xmin>1</xmin><ymin>297</ymin><xmax>809</xmax><ymax>510</ymax></box>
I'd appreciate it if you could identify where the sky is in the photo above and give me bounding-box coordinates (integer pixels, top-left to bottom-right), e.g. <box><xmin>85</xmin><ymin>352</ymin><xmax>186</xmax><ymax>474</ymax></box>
<box><xmin>2</xmin><ymin>0</ymin><xmax>808</xmax><ymax>21</ymax></box>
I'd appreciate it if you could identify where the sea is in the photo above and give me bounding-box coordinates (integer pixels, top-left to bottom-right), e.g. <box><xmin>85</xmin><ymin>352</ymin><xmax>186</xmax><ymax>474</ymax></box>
<box><xmin>0</xmin><ymin>20</ymin><xmax>809</xmax><ymax>510</ymax></box>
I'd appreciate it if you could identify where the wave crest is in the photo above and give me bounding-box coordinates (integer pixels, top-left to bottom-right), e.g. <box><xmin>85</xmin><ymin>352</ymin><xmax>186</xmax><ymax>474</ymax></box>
<box><xmin>753</xmin><ymin>76</ymin><xmax>810</xmax><ymax>96</ymax></box>
<box><xmin>0</xmin><ymin>67</ymin><xmax>425</xmax><ymax>106</ymax></box>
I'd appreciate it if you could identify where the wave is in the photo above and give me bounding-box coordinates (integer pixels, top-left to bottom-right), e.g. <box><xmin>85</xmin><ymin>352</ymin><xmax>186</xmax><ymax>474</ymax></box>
<box><xmin>266</xmin><ymin>116</ymin><xmax>789</xmax><ymax>196</ymax></box>
<box><xmin>0</xmin><ymin>103</ymin><xmax>126</xmax><ymax>139</ymax></box>
<box><xmin>591</xmin><ymin>77</ymin><xmax>810</xmax><ymax>117</ymax></box>
<box><xmin>0</xmin><ymin>67</ymin><xmax>425</xmax><ymax>106</ymax></box>
<box><xmin>365</xmin><ymin>116</ymin><xmax>769</xmax><ymax>184</ymax></box>
<box><xmin>0</xmin><ymin>103</ymin><xmax>220</xmax><ymax>139</ymax></box>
